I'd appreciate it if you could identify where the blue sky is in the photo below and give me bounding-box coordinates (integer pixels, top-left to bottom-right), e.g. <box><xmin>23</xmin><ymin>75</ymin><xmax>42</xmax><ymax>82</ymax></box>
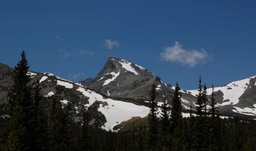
<box><xmin>0</xmin><ymin>0</ymin><xmax>256</xmax><ymax>89</ymax></box>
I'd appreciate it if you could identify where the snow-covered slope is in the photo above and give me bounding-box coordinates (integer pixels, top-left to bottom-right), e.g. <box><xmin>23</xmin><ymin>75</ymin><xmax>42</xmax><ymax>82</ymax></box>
<box><xmin>38</xmin><ymin>72</ymin><xmax>150</xmax><ymax>131</ymax></box>
<box><xmin>188</xmin><ymin>76</ymin><xmax>256</xmax><ymax>116</ymax></box>
<box><xmin>77</xmin><ymin>86</ymin><xmax>149</xmax><ymax>130</ymax></box>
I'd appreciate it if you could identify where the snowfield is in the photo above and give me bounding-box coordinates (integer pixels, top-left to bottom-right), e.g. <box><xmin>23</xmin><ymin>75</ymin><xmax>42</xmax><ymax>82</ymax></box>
<box><xmin>57</xmin><ymin>80</ymin><xmax>73</xmax><ymax>89</ymax></box>
<box><xmin>43</xmin><ymin>91</ymin><xmax>54</xmax><ymax>97</ymax></box>
<box><xmin>189</xmin><ymin>76</ymin><xmax>256</xmax><ymax>106</ymax></box>
<box><xmin>76</xmin><ymin>86</ymin><xmax>150</xmax><ymax>130</ymax></box>
<box><xmin>233</xmin><ymin>106</ymin><xmax>256</xmax><ymax>116</ymax></box>
<box><xmin>187</xmin><ymin>76</ymin><xmax>256</xmax><ymax>116</ymax></box>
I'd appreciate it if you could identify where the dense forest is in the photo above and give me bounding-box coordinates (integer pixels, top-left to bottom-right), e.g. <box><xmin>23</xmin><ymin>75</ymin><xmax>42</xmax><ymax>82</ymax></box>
<box><xmin>0</xmin><ymin>51</ymin><xmax>256</xmax><ymax>151</ymax></box>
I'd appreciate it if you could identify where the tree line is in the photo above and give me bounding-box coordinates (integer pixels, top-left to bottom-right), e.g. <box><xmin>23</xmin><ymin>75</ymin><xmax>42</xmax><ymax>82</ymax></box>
<box><xmin>0</xmin><ymin>51</ymin><xmax>256</xmax><ymax>151</ymax></box>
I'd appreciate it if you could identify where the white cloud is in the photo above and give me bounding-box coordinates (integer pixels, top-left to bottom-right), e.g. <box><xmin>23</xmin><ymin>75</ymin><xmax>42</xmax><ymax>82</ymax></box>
<box><xmin>161</xmin><ymin>41</ymin><xmax>209</xmax><ymax>67</ymax></box>
<box><xmin>103</xmin><ymin>39</ymin><xmax>120</xmax><ymax>49</ymax></box>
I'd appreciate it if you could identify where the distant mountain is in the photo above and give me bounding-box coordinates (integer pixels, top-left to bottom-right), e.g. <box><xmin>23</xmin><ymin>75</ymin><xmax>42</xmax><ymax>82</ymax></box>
<box><xmin>81</xmin><ymin>57</ymin><xmax>196</xmax><ymax>105</ymax></box>
<box><xmin>81</xmin><ymin>57</ymin><xmax>256</xmax><ymax>117</ymax></box>
<box><xmin>1</xmin><ymin>58</ymin><xmax>256</xmax><ymax>131</ymax></box>
<box><xmin>0</xmin><ymin>63</ymin><xmax>149</xmax><ymax>131</ymax></box>
<box><xmin>188</xmin><ymin>76</ymin><xmax>256</xmax><ymax>116</ymax></box>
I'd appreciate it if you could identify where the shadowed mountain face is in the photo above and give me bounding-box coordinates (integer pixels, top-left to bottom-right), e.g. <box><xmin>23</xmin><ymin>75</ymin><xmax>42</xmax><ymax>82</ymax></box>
<box><xmin>0</xmin><ymin>63</ymin><xmax>13</xmax><ymax>105</ymax></box>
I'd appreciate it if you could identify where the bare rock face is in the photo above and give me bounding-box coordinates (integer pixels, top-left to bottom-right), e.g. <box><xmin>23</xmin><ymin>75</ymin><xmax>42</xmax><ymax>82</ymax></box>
<box><xmin>81</xmin><ymin>57</ymin><xmax>179</xmax><ymax>104</ymax></box>
<box><xmin>0</xmin><ymin>63</ymin><xmax>13</xmax><ymax>105</ymax></box>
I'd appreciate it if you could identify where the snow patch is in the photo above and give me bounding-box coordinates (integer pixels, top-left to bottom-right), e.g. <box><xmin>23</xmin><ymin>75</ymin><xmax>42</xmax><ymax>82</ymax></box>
<box><xmin>188</xmin><ymin>76</ymin><xmax>256</xmax><ymax>106</ymax></box>
<box><xmin>107</xmin><ymin>90</ymin><xmax>110</xmax><ymax>96</ymax></box>
<box><xmin>57</xmin><ymin>80</ymin><xmax>73</xmax><ymax>89</ymax></box>
<box><xmin>76</xmin><ymin>87</ymin><xmax>150</xmax><ymax>130</ymax></box>
<box><xmin>215</xmin><ymin>78</ymin><xmax>251</xmax><ymax>106</ymax></box>
<box><xmin>27</xmin><ymin>71</ymin><xmax>37</xmax><ymax>77</ymax></box>
<box><xmin>135</xmin><ymin>64</ymin><xmax>145</xmax><ymax>70</ymax></box>
<box><xmin>98</xmin><ymin>77</ymin><xmax>104</xmax><ymax>81</ymax></box>
<box><xmin>119</xmin><ymin>59</ymin><xmax>139</xmax><ymax>75</ymax></box>
<box><xmin>233</xmin><ymin>106</ymin><xmax>256</xmax><ymax>116</ymax></box>
<box><xmin>60</xmin><ymin>100</ymin><xmax>69</xmax><ymax>105</ymax></box>
<box><xmin>39</xmin><ymin>76</ymin><xmax>48</xmax><ymax>83</ymax></box>
<box><xmin>103</xmin><ymin>72</ymin><xmax>120</xmax><ymax>86</ymax></box>
<box><xmin>156</xmin><ymin>84</ymin><xmax>161</xmax><ymax>91</ymax></box>
<box><xmin>98</xmin><ymin>99</ymin><xmax>149</xmax><ymax>131</ymax></box>
<box><xmin>76</xmin><ymin>87</ymin><xmax>104</xmax><ymax>107</ymax></box>
<box><xmin>44</xmin><ymin>91</ymin><xmax>54</xmax><ymax>97</ymax></box>
<box><xmin>75</xmin><ymin>82</ymin><xmax>84</xmax><ymax>87</ymax></box>
<box><xmin>45</xmin><ymin>73</ymin><xmax>54</xmax><ymax>77</ymax></box>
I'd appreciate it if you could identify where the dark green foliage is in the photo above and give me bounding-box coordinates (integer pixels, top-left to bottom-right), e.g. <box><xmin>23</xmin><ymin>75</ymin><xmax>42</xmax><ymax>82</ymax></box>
<box><xmin>202</xmin><ymin>84</ymin><xmax>208</xmax><ymax>115</ymax></box>
<box><xmin>196</xmin><ymin>77</ymin><xmax>204</xmax><ymax>117</ymax></box>
<box><xmin>160</xmin><ymin>98</ymin><xmax>169</xmax><ymax>133</ymax></box>
<box><xmin>159</xmin><ymin>98</ymin><xmax>170</xmax><ymax>150</ymax></box>
<box><xmin>2</xmin><ymin>52</ymin><xmax>256</xmax><ymax>151</ymax></box>
<box><xmin>209</xmin><ymin>85</ymin><xmax>218</xmax><ymax>118</ymax></box>
<box><xmin>170</xmin><ymin>83</ymin><xmax>182</xmax><ymax>133</ymax></box>
<box><xmin>80</xmin><ymin>110</ymin><xmax>91</xmax><ymax>151</ymax></box>
<box><xmin>32</xmin><ymin>80</ymin><xmax>49</xmax><ymax>151</ymax></box>
<box><xmin>146</xmin><ymin>84</ymin><xmax>158</xmax><ymax>151</ymax></box>
<box><xmin>48</xmin><ymin>99</ymin><xmax>73</xmax><ymax>151</ymax></box>
<box><xmin>7</xmin><ymin>51</ymin><xmax>36</xmax><ymax>151</ymax></box>
<box><xmin>0</xmin><ymin>118</ymin><xmax>8</xmax><ymax>151</ymax></box>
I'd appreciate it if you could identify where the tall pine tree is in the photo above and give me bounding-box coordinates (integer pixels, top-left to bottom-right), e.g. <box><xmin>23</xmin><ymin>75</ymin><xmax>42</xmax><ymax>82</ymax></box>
<box><xmin>202</xmin><ymin>84</ymin><xmax>208</xmax><ymax>116</ymax></box>
<box><xmin>48</xmin><ymin>98</ymin><xmax>73</xmax><ymax>151</ymax></box>
<box><xmin>170</xmin><ymin>83</ymin><xmax>182</xmax><ymax>133</ymax></box>
<box><xmin>196</xmin><ymin>77</ymin><xmax>204</xmax><ymax>117</ymax></box>
<box><xmin>7</xmin><ymin>51</ymin><xmax>35</xmax><ymax>151</ymax></box>
<box><xmin>31</xmin><ymin>80</ymin><xmax>49</xmax><ymax>151</ymax></box>
<box><xmin>80</xmin><ymin>109</ymin><xmax>90</xmax><ymax>151</ymax></box>
<box><xmin>146</xmin><ymin>83</ymin><xmax>158</xmax><ymax>151</ymax></box>
<box><xmin>209</xmin><ymin>85</ymin><xmax>217</xmax><ymax>118</ymax></box>
<box><xmin>160</xmin><ymin>98</ymin><xmax>169</xmax><ymax>133</ymax></box>
<box><xmin>159</xmin><ymin>97</ymin><xmax>170</xmax><ymax>150</ymax></box>
<box><xmin>192</xmin><ymin>77</ymin><xmax>207</xmax><ymax>151</ymax></box>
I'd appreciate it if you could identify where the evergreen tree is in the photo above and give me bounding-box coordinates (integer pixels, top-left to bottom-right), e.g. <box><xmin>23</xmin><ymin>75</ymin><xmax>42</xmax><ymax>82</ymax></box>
<box><xmin>146</xmin><ymin>84</ymin><xmax>158</xmax><ymax>151</ymax></box>
<box><xmin>48</xmin><ymin>99</ymin><xmax>73</xmax><ymax>151</ymax></box>
<box><xmin>160</xmin><ymin>98</ymin><xmax>169</xmax><ymax>133</ymax></box>
<box><xmin>7</xmin><ymin>51</ymin><xmax>35</xmax><ymax>151</ymax></box>
<box><xmin>32</xmin><ymin>80</ymin><xmax>49</xmax><ymax>151</ymax></box>
<box><xmin>0</xmin><ymin>118</ymin><xmax>8</xmax><ymax>151</ymax></box>
<box><xmin>159</xmin><ymin>98</ymin><xmax>170</xmax><ymax>150</ymax></box>
<box><xmin>192</xmin><ymin>77</ymin><xmax>207</xmax><ymax>151</ymax></box>
<box><xmin>209</xmin><ymin>85</ymin><xmax>216</xmax><ymax>118</ymax></box>
<box><xmin>80</xmin><ymin>110</ymin><xmax>90</xmax><ymax>151</ymax></box>
<box><xmin>170</xmin><ymin>83</ymin><xmax>182</xmax><ymax>133</ymax></box>
<box><xmin>202</xmin><ymin>84</ymin><xmax>208</xmax><ymax>116</ymax></box>
<box><xmin>196</xmin><ymin>77</ymin><xmax>204</xmax><ymax>117</ymax></box>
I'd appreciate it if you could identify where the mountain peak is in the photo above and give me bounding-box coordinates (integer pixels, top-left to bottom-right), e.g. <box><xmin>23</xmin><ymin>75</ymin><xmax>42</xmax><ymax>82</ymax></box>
<box><xmin>103</xmin><ymin>57</ymin><xmax>143</xmax><ymax>76</ymax></box>
<box><xmin>81</xmin><ymin>57</ymin><xmax>175</xmax><ymax>103</ymax></box>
